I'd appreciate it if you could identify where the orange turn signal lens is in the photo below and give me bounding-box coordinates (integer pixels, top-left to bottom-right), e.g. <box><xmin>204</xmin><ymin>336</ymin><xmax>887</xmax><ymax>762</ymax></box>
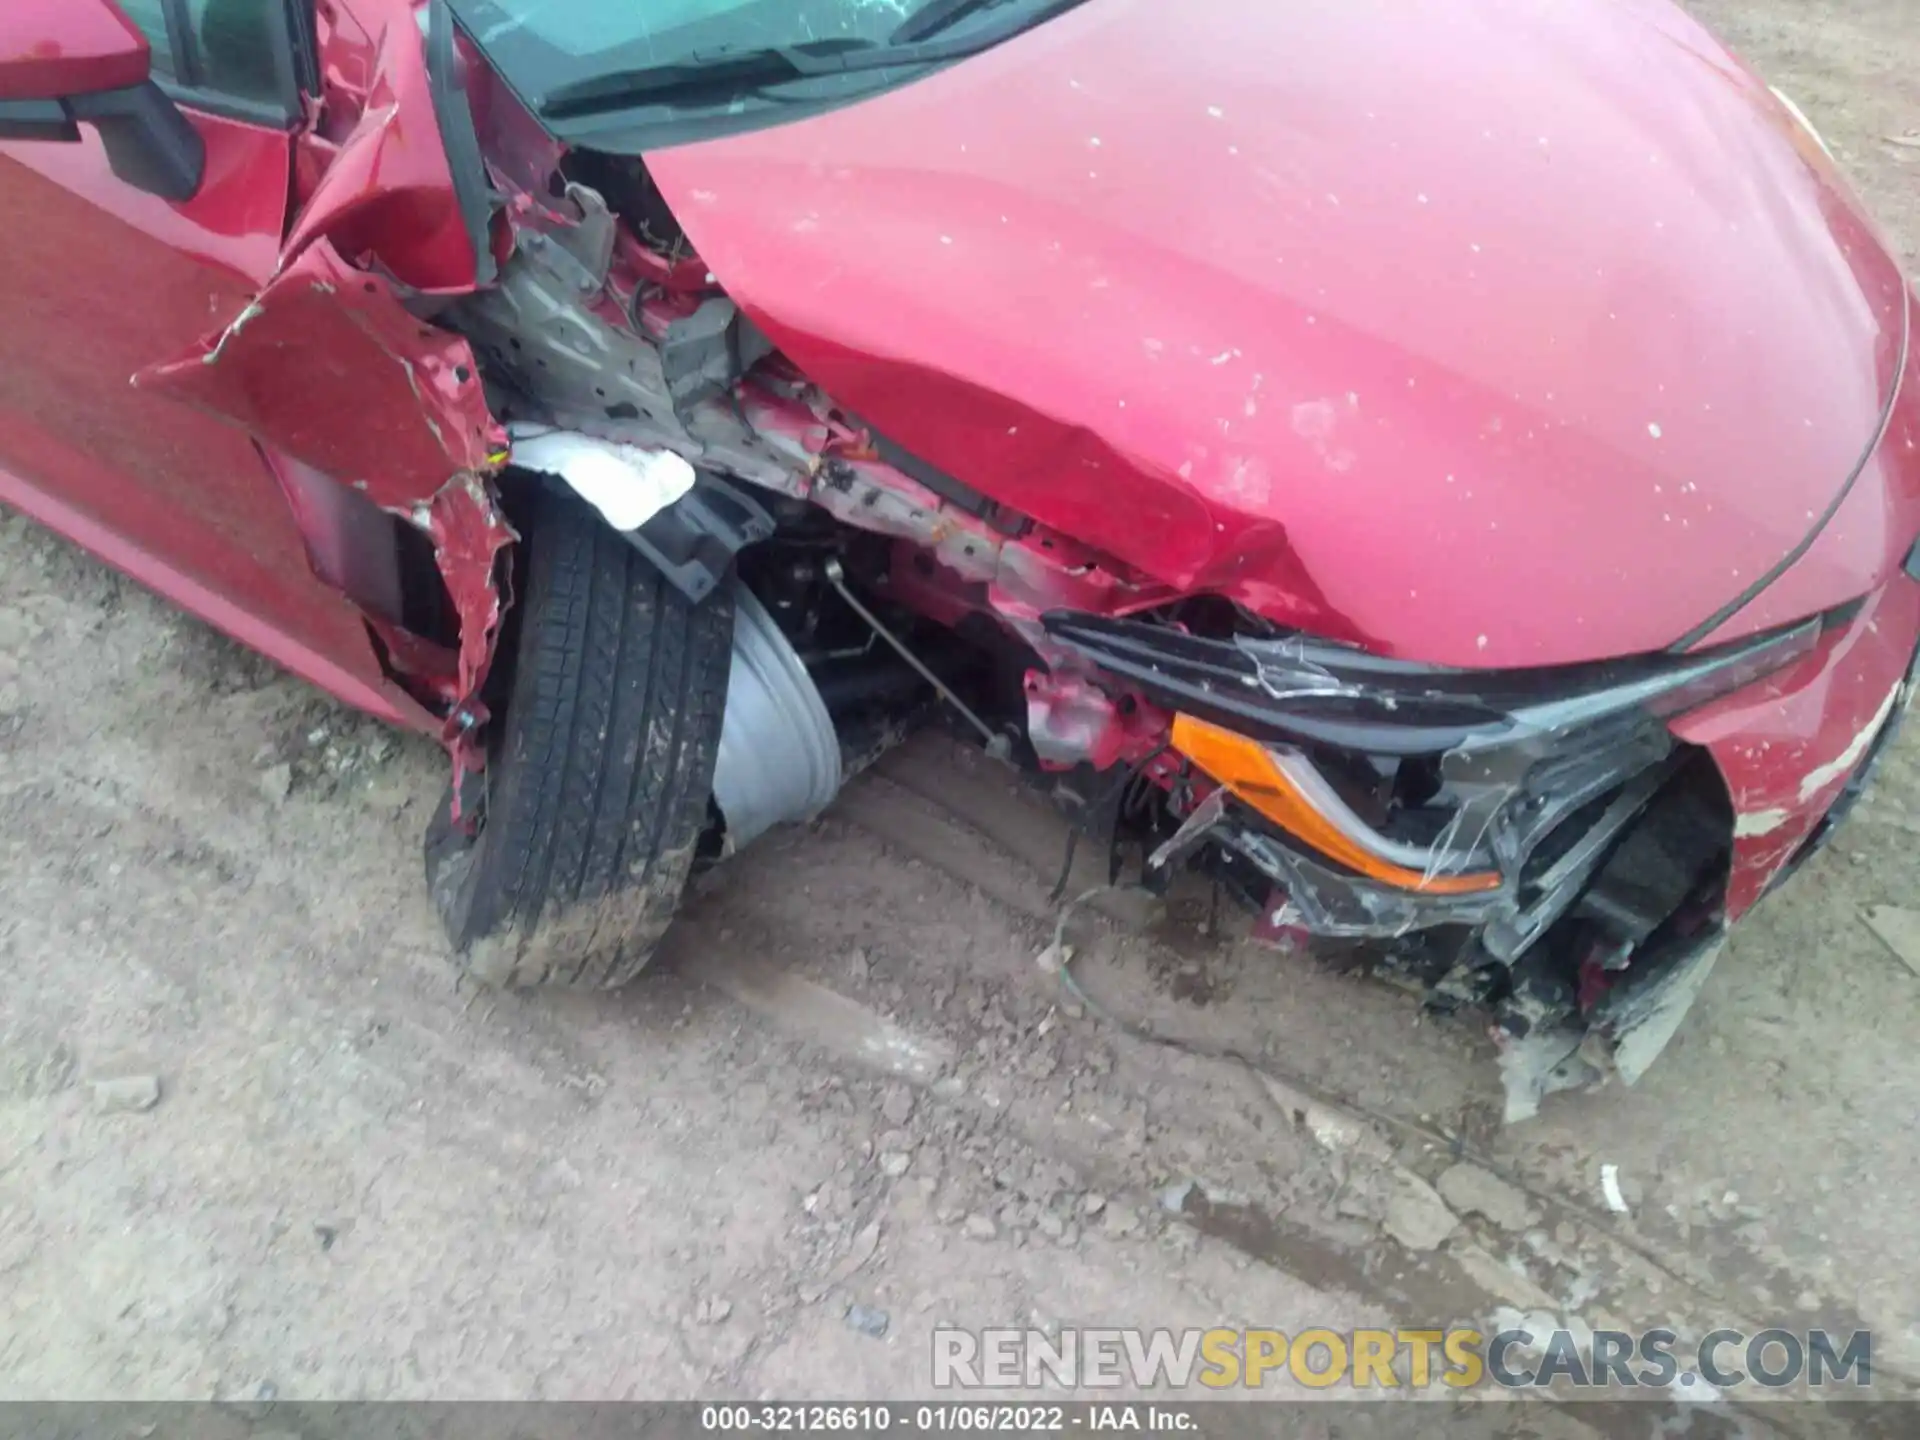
<box><xmin>1169</xmin><ymin>714</ymin><xmax>1502</xmax><ymax>895</ymax></box>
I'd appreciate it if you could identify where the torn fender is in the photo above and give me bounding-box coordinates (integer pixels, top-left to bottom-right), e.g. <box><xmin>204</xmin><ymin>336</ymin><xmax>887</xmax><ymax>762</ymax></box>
<box><xmin>426</xmin><ymin>471</ymin><xmax>514</xmax><ymax>784</ymax></box>
<box><xmin>135</xmin><ymin>240</ymin><xmax>502</xmax><ymax>492</ymax></box>
<box><xmin>134</xmin><ymin>239</ymin><xmax>512</xmax><ymax>785</ymax></box>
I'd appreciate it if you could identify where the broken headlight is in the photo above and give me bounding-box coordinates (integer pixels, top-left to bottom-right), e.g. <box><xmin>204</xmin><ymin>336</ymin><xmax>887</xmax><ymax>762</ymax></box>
<box><xmin>1045</xmin><ymin>610</ymin><xmax>1823</xmax><ymax>934</ymax></box>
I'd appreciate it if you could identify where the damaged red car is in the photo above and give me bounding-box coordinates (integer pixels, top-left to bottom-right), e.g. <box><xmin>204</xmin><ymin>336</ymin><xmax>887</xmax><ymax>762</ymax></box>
<box><xmin>3</xmin><ymin>0</ymin><xmax>1917</xmax><ymax>1118</ymax></box>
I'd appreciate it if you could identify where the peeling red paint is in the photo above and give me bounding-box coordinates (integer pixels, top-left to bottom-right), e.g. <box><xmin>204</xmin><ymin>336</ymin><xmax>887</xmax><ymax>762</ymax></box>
<box><xmin>1672</xmin><ymin>575</ymin><xmax>1920</xmax><ymax>916</ymax></box>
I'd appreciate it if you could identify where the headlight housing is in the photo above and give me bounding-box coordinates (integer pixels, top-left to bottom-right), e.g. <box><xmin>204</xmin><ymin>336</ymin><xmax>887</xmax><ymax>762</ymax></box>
<box><xmin>1045</xmin><ymin>609</ymin><xmax>1826</xmax><ymax>941</ymax></box>
<box><xmin>1168</xmin><ymin>713</ymin><xmax>1504</xmax><ymax>894</ymax></box>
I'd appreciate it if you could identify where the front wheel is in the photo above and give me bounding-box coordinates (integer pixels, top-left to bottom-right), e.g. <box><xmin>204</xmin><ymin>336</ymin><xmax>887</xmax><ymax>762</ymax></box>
<box><xmin>424</xmin><ymin>494</ymin><xmax>733</xmax><ymax>988</ymax></box>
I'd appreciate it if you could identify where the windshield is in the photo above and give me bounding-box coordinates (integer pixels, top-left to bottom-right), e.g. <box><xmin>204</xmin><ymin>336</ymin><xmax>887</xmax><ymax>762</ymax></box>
<box><xmin>452</xmin><ymin>0</ymin><xmax>921</xmax><ymax>67</ymax></box>
<box><xmin>447</xmin><ymin>0</ymin><xmax>1007</xmax><ymax>122</ymax></box>
<box><xmin>447</xmin><ymin>0</ymin><xmax>1083</xmax><ymax>146</ymax></box>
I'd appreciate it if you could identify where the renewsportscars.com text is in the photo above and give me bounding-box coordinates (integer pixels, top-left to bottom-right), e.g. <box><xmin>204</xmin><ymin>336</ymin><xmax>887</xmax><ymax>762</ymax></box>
<box><xmin>932</xmin><ymin>1326</ymin><xmax>1872</xmax><ymax>1391</ymax></box>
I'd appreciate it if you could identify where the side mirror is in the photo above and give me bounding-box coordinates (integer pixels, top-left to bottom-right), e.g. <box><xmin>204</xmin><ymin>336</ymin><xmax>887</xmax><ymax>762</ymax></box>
<box><xmin>0</xmin><ymin>0</ymin><xmax>205</xmax><ymax>202</ymax></box>
<box><xmin>0</xmin><ymin>0</ymin><xmax>153</xmax><ymax>99</ymax></box>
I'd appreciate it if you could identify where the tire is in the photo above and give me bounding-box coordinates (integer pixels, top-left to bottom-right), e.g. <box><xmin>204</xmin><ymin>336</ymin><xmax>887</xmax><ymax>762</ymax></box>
<box><xmin>424</xmin><ymin>493</ymin><xmax>733</xmax><ymax>988</ymax></box>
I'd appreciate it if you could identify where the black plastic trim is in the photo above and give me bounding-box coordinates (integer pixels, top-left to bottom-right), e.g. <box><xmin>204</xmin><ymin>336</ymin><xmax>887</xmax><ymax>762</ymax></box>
<box><xmin>429</xmin><ymin>0</ymin><xmax>499</xmax><ymax>287</ymax></box>
<box><xmin>866</xmin><ymin>427</ymin><xmax>994</xmax><ymax>518</ymax></box>
<box><xmin>852</xmin><ymin>419</ymin><xmax>1031</xmax><ymax>536</ymax></box>
<box><xmin>624</xmin><ymin>475</ymin><xmax>776</xmax><ymax>604</ymax></box>
<box><xmin>282</xmin><ymin>0</ymin><xmax>321</xmax><ymax>97</ymax></box>
<box><xmin>158</xmin><ymin>0</ymin><xmax>201</xmax><ymax>88</ymax></box>
<box><xmin>0</xmin><ymin>100</ymin><xmax>80</xmax><ymax>143</ymax></box>
<box><xmin>155</xmin><ymin>79</ymin><xmax>294</xmax><ymax>128</ymax></box>
<box><xmin>1044</xmin><ymin>610</ymin><xmax>1817</xmax><ymax>757</ymax></box>
<box><xmin>68</xmin><ymin>83</ymin><xmax>206</xmax><ymax>200</ymax></box>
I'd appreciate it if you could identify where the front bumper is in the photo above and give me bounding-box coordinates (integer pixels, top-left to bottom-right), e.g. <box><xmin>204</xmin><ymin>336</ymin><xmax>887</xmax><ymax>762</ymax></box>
<box><xmin>1035</xmin><ymin>564</ymin><xmax>1920</xmax><ymax>1120</ymax></box>
<box><xmin>1038</xmin><ymin>571</ymin><xmax>1920</xmax><ymax>1023</ymax></box>
<box><xmin>1215</xmin><ymin>569</ymin><xmax>1920</xmax><ymax>942</ymax></box>
<box><xmin>1674</xmin><ymin>569</ymin><xmax>1920</xmax><ymax>919</ymax></box>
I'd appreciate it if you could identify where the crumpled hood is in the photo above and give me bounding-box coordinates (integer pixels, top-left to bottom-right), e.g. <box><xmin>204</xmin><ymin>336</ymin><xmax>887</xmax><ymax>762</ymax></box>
<box><xmin>644</xmin><ymin>0</ymin><xmax>1910</xmax><ymax>667</ymax></box>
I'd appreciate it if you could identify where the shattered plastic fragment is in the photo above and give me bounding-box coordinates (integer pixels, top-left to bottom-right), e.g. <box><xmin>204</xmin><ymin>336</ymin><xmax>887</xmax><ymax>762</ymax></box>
<box><xmin>509</xmin><ymin>424</ymin><xmax>697</xmax><ymax>532</ymax></box>
<box><xmin>1494</xmin><ymin>1023</ymin><xmax>1602</xmax><ymax>1124</ymax></box>
<box><xmin>1595</xmin><ymin>932</ymin><xmax>1725</xmax><ymax>1085</ymax></box>
<box><xmin>1600</xmin><ymin>1163</ymin><xmax>1629</xmax><ymax>1214</ymax></box>
<box><xmin>1241</xmin><ymin>647</ymin><xmax>1361</xmax><ymax>704</ymax></box>
<box><xmin>1147</xmin><ymin>788</ymin><xmax>1229</xmax><ymax>872</ymax></box>
<box><xmin>1227</xmin><ymin>825</ymin><xmax>1509</xmax><ymax>940</ymax></box>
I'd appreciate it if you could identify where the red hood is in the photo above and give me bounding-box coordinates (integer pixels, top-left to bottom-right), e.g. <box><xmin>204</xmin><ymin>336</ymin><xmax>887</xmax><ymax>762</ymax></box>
<box><xmin>644</xmin><ymin>0</ymin><xmax>1910</xmax><ymax>667</ymax></box>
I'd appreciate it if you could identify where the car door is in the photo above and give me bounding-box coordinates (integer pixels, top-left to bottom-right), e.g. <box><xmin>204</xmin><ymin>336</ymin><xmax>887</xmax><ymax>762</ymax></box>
<box><xmin>0</xmin><ymin>0</ymin><xmax>450</xmax><ymax>725</ymax></box>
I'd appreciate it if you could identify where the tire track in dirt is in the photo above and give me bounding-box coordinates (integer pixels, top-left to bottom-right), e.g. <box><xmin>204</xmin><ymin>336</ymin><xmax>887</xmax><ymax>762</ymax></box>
<box><xmin>706</xmin><ymin>734</ymin><xmax>1920</xmax><ymax>1403</ymax></box>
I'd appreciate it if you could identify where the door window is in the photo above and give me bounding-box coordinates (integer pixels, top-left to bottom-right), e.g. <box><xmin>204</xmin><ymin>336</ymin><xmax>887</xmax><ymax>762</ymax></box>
<box><xmin>116</xmin><ymin>0</ymin><xmax>302</xmax><ymax>117</ymax></box>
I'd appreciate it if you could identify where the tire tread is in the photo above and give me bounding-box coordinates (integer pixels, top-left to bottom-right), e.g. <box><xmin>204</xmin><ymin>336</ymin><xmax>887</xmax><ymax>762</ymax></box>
<box><xmin>424</xmin><ymin>496</ymin><xmax>732</xmax><ymax>989</ymax></box>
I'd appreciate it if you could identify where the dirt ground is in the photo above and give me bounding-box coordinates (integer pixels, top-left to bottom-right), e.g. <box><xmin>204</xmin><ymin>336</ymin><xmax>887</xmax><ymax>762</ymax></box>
<box><xmin>3</xmin><ymin>0</ymin><xmax>1919</xmax><ymax>1414</ymax></box>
